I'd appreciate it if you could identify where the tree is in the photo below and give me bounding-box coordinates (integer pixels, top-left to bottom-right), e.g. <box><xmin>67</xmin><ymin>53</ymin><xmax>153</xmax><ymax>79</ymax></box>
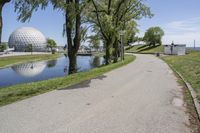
<box><xmin>0</xmin><ymin>42</ymin><xmax>7</xmax><ymax>52</ymax></box>
<box><xmin>47</xmin><ymin>60</ymin><xmax>57</xmax><ymax>68</ymax></box>
<box><xmin>40</xmin><ymin>0</ymin><xmax>88</xmax><ymax>74</ymax></box>
<box><xmin>47</xmin><ymin>38</ymin><xmax>57</xmax><ymax>54</ymax></box>
<box><xmin>88</xmin><ymin>35</ymin><xmax>100</xmax><ymax>51</ymax></box>
<box><xmin>26</xmin><ymin>44</ymin><xmax>33</xmax><ymax>54</ymax></box>
<box><xmin>143</xmin><ymin>26</ymin><xmax>164</xmax><ymax>46</ymax></box>
<box><xmin>87</xmin><ymin>0</ymin><xmax>152</xmax><ymax>63</ymax></box>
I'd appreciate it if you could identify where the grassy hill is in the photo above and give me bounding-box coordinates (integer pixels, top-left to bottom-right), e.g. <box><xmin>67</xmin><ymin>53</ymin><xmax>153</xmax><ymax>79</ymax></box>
<box><xmin>126</xmin><ymin>44</ymin><xmax>164</xmax><ymax>54</ymax></box>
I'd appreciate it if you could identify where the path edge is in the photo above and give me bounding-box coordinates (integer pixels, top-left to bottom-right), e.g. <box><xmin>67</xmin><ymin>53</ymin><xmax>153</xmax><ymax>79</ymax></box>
<box><xmin>166</xmin><ymin>63</ymin><xmax>200</xmax><ymax>121</ymax></box>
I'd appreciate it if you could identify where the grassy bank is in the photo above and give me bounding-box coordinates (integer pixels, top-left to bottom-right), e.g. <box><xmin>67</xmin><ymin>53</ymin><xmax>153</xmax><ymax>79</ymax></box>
<box><xmin>126</xmin><ymin>44</ymin><xmax>164</xmax><ymax>54</ymax></box>
<box><xmin>161</xmin><ymin>51</ymin><xmax>200</xmax><ymax>101</ymax></box>
<box><xmin>0</xmin><ymin>55</ymin><xmax>135</xmax><ymax>106</ymax></box>
<box><xmin>0</xmin><ymin>53</ymin><xmax>61</xmax><ymax>68</ymax></box>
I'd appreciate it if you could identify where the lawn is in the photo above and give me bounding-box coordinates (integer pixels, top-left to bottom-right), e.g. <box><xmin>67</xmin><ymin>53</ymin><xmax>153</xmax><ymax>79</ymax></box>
<box><xmin>0</xmin><ymin>55</ymin><xmax>135</xmax><ymax>106</ymax></box>
<box><xmin>0</xmin><ymin>53</ymin><xmax>61</xmax><ymax>68</ymax></box>
<box><xmin>162</xmin><ymin>51</ymin><xmax>200</xmax><ymax>101</ymax></box>
<box><xmin>126</xmin><ymin>44</ymin><xmax>164</xmax><ymax>54</ymax></box>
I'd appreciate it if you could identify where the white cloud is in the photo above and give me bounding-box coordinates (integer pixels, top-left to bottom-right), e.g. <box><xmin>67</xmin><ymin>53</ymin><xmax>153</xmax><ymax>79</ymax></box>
<box><xmin>163</xmin><ymin>17</ymin><xmax>200</xmax><ymax>46</ymax></box>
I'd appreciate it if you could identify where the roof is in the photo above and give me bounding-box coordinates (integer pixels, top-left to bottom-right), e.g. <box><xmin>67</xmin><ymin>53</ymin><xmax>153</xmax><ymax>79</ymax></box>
<box><xmin>164</xmin><ymin>44</ymin><xmax>186</xmax><ymax>46</ymax></box>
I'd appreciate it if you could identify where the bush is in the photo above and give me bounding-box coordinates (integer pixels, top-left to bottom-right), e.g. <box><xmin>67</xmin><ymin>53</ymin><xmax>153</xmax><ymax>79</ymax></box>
<box><xmin>0</xmin><ymin>43</ymin><xmax>7</xmax><ymax>52</ymax></box>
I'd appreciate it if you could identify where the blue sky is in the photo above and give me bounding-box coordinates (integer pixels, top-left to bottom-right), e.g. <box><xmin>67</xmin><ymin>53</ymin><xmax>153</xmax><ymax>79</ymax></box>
<box><xmin>2</xmin><ymin>0</ymin><xmax>200</xmax><ymax>46</ymax></box>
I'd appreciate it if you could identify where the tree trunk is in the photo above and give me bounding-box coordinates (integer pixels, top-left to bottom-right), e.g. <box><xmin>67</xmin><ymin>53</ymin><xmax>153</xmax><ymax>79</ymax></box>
<box><xmin>113</xmin><ymin>39</ymin><xmax>119</xmax><ymax>63</ymax></box>
<box><xmin>105</xmin><ymin>41</ymin><xmax>111</xmax><ymax>65</ymax></box>
<box><xmin>65</xmin><ymin>0</ymin><xmax>81</xmax><ymax>74</ymax></box>
<box><xmin>68</xmin><ymin>51</ymin><xmax>77</xmax><ymax>74</ymax></box>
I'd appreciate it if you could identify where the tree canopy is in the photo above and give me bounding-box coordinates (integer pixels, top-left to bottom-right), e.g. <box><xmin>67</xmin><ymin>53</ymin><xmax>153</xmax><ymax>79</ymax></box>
<box><xmin>47</xmin><ymin>38</ymin><xmax>57</xmax><ymax>53</ymax></box>
<box><xmin>0</xmin><ymin>43</ymin><xmax>7</xmax><ymax>52</ymax></box>
<box><xmin>88</xmin><ymin>35</ymin><xmax>100</xmax><ymax>51</ymax></box>
<box><xmin>86</xmin><ymin>0</ymin><xmax>153</xmax><ymax>63</ymax></box>
<box><xmin>143</xmin><ymin>26</ymin><xmax>164</xmax><ymax>46</ymax></box>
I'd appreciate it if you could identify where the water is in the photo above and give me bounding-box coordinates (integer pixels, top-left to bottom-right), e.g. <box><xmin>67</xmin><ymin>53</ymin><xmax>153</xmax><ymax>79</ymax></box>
<box><xmin>187</xmin><ymin>47</ymin><xmax>200</xmax><ymax>51</ymax></box>
<box><xmin>0</xmin><ymin>55</ymin><xmax>104</xmax><ymax>88</ymax></box>
<box><xmin>189</xmin><ymin>47</ymin><xmax>200</xmax><ymax>51</ymax></box>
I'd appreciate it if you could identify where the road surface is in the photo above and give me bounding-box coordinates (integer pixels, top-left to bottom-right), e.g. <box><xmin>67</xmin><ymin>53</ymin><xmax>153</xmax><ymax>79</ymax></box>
<box><xmin>0</xmin><ymin>52</ymin><xmax>50</xmax><ymax>58</ymax></box>
<box><xmin>0</xmin><ymin>54</ymin><xmax>191</xmax><ymax>133</ymax></box>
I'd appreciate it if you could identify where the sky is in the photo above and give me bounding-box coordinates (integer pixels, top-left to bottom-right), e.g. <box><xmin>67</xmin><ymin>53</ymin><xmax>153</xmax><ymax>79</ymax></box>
<box><xmin>2</xmin><ymin>0</ymin><xmax>200</xmax><ymax>47</ymax></box>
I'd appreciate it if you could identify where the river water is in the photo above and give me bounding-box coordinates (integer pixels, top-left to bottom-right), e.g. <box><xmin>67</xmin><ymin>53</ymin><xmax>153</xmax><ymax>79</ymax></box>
<box><xmin>0</xmin><ymin>55</ymin><xmax>104</xmax><ymax>88</ymax></box>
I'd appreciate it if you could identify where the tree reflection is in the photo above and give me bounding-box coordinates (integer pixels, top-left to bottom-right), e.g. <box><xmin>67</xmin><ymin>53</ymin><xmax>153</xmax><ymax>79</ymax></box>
<box><xmin>90</xmin><ymin>56</ymin><xmax>103</xmax><ymax>68</ymax></box>
<box><xmin>47</xmin><ymin>60</ymin><xmax>57</xmax><ymax>68</ymax></box>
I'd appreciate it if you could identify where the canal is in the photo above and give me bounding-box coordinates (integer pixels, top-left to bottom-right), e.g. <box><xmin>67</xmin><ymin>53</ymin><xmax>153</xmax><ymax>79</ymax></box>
<box><xmin>0</xmin><ymin>55</ymin><xmax>104</xmax><ymax>88</ymax></box>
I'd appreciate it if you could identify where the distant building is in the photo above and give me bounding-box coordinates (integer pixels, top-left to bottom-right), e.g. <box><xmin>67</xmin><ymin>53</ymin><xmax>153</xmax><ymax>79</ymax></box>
<box><xmin>8</xmin><ymin>27</ymin><xmax>47</xmax><ymax>52</ymax></box>
<box><xmin>78</xmin><ymin>45</ymin><xmax>91</xmax><ymax>53</ymax></box>
<box><xmin>129</xmin><ymin>41</ymin><xmax>146</xmax><ymax>46</ymax></box>
<box><xmin>57</xmin><ymin>46</ymin><xmax>66</xmax><ymax>52</ymax></box>
<box><xmin>164</xmin><ymin>44</ymin><xmax>186</xmax><ymax>55</ymax></box>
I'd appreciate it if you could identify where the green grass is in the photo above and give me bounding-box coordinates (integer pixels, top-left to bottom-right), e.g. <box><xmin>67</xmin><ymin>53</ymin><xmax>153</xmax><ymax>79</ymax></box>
<box><xmin>93</xmin><ymin>52</ymin><xmax>105</xmax><ymax>57</ymax></box>
<box><xmin>126</xmin><ymin>44</ymin><xmax>164</xmax><ymax>54</ymax></box>
<box><xmin>161</xmin><ymin>51</ymin><xmax>200</xmax><ymax>101</ymax></box>
<box><xmin>0</xmin><ymin>55</ymin><xmax>135</xmax><ymax>106</ymax></box>
<box><xmin>0</xmin><ymin>53</ymin><xmax>61</xmax><ymax>68</ymax></box>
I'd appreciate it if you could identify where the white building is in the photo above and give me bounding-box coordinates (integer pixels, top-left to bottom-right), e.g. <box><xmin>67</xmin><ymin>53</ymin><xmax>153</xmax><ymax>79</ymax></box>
<box><xmin>129</xmin><ymin>41</ymin><xmax>146</xmax><ymax>46</ymax></box>
<box><xmin>8</xmin><ymin>27</ymin><xmax>47</xmax><ymax>52</ymax></box>
<box><xmin>164</xmin><ymin>44</ymin><xmax>186</xmax><ymax>55</ymax></box>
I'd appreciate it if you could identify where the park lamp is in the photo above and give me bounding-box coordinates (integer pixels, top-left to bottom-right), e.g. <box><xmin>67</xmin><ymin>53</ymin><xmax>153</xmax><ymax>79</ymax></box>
<box><xmin>119</xmin><ymin>30</ymin><xmax>125</xmax><ymax>61</ymax></box>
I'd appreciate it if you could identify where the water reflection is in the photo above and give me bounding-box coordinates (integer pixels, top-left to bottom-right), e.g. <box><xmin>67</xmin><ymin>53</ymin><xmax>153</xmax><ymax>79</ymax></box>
<box><xmin>0</xmin><ymin>55</ymin><xmax>105</xmax><ymax>88</ymax></box>
<box><xmin>90</xmin><ymin>56</ymin><xmax>103</xmax><ymax>68</ymax></box>
<box><xmin>12</xmin><ymin>61</ymin><xmax>47</xmax><ymax>77</ymax></box>
<box><xmin>47</xmin><ymin>60</ymin><xmax>57</xmax><ymax>68</ymax></box>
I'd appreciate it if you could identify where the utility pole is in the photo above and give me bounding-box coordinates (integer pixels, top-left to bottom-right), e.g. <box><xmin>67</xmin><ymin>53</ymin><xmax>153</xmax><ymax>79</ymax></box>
<box><xmin>194</xmin><ymin>40</ymin><xmax>196</xmax><ymax>49</ymax></box>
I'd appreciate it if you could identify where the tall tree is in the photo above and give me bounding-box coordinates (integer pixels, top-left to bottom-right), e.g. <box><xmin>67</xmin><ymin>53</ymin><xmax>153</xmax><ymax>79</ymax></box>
<box><xmin>87</xmin><ymin>0</ymin><xmax>153</xmax><ymax>64</ymax></box>
<box><xmin>64</xmin><ymin>0</ymin><xmax>81</xmax><ymax>74</ymax></box>
<box><xmin>49</xmin><ymin>0</ymin><xmax>87</xmax><ymax>74</ymax></box>
<box><xmin>48</xmin><ymin>0</ymin><xmax>89</xmax><ymax>74</ymax></box>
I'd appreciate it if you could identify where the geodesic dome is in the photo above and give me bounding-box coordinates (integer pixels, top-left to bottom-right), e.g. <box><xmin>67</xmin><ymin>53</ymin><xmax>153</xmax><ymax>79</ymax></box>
<box><xmin>8</xmin><ymin>27</ymin><xmax>47</xmax><ymax>52</ymax></box>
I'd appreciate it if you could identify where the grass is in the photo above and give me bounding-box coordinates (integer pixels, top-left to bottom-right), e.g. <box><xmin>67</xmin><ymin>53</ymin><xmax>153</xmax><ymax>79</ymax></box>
<box><xmin>0</xmin><ymin>53</ymin><xmax>61</xmax><ymax>68</ymax></box>
<box><xmin>93</xmin><ymin>52</ymin><xmax>105</xmax><ymax>57</ymax></box>
<box><xmin>161</xmin><ymin>51</ymin><xmax>200</xmax><ymax>102</ymax></box>
<box><xmin>0</xmin><ymin>55</ymin><xmax>135</xmax><ymax>106</ymax></box>
<box><xmin>126</xmin><ymin>44</ymin><xmax>164</xmax><ymax>54</ymax></box>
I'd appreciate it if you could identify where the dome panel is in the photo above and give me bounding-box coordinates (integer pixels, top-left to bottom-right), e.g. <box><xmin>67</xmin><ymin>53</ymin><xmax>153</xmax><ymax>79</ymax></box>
<box><xmin>8</xmin><ymin>27</ymin><xmax>47</xmax><ymax>52</ymax></box>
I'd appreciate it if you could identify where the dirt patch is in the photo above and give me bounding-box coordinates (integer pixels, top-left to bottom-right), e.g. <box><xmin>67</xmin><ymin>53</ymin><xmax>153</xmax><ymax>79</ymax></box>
<box><xmin>172</xmin><ymin>97</ymin><xmax>184</xmax><ymax>107</ymax></box>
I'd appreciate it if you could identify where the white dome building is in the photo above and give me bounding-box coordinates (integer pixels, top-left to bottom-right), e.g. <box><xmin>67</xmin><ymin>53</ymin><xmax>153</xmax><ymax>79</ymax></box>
<box><xmin>8</xmin><ymin>27</ymin><xmax>47</xmax><ymax>52</ymax></box>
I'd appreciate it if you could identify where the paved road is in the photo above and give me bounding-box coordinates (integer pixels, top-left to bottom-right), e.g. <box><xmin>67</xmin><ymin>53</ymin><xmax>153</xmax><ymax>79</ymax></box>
<box><xmin>0</xmin><ymin>54</ymin><xmax>191</xmax><ymax>133</ymax></box>
<box><xmin>0</xmin><ymin>52</ymin><xmax>50</xmax><ymax>58</ymax></box>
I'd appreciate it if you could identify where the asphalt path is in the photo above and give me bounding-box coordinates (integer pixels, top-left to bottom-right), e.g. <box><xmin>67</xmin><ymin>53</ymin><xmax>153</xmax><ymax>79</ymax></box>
<box><xmin>0</xmin><ymin>54</ymin><xmax>191</xmax><ymax>133</ymax></box>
